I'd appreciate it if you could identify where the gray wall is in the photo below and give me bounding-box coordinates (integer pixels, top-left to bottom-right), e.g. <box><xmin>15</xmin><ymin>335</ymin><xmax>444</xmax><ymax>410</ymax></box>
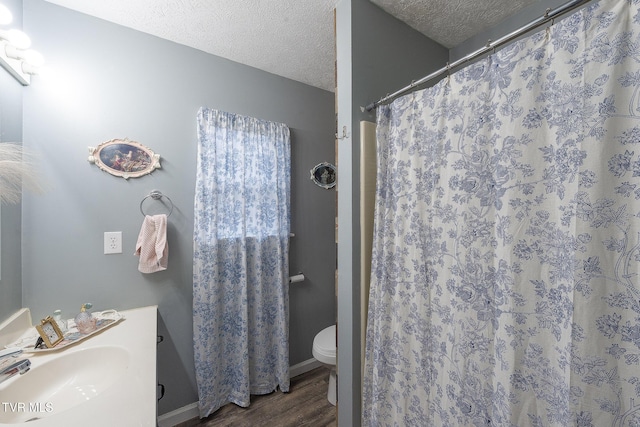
<box><xmin>20</xmin><ymin>0</ymin><xmax>336</xmax><ymax>416</ymax></box>
<box><xmin>0</xmin><ymin>0</ymin><xmax>24</xmax><ymax>324</ymax></box>
<box><xmin>335</xmin><ymin>0</ymin><xmax>448</xmax><ymax>424</ymax></box>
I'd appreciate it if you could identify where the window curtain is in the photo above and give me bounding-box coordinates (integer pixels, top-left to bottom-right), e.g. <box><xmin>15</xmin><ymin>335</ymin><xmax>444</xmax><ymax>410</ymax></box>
<box><xmin>193</xmin><ymin>108</ymin><xmax>290</xmax><ymax>418</ymax></box>
<box><xmin>364</xmin><ymin>0</ymin><xmax>640</xmax><ymax>425</ymax></box>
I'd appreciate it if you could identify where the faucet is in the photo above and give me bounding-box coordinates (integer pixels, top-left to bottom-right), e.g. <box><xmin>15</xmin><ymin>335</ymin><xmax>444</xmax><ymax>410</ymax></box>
<box><xmin>0</xmin><ymin>347</ymin><xmax>31</xmax><ymax>385</ymax></box>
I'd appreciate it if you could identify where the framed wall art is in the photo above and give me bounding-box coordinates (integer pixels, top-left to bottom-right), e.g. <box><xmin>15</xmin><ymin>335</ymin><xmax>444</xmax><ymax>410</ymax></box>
<box><xmin>310</xmin><ymin>162</ymin><xmax>336</xmax><ymax>189</ymax></box>
<box><xmin>88</xmin><ymin>138</ymin><xmax>161</xmax><ymax>179</ymax></box>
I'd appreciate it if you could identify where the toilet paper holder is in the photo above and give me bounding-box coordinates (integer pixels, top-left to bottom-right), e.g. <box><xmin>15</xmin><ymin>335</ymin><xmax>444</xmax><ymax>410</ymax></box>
<box><xmin>288</xmin><ymin>273</ymin><xmax>305</xmax><ymax>284</ymax></box>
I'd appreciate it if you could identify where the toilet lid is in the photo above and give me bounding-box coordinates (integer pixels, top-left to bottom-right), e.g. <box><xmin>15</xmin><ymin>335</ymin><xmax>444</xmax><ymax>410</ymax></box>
<box><xmin>313</xmin><ymin>325</ymin><xmax>336</xmax><ymax>359</ymax></box>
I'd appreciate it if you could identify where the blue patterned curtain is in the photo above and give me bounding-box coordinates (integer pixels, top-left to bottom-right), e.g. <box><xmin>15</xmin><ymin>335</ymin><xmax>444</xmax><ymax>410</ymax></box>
<box><xmin>364</xmin><ymin>1</ymin><xmax>640</xmax><ymax>425</ymax></box>
<box><xmin>193</xmin><ymin>108</ymin><xmax>290</xmax><ymax>418</ymax></box>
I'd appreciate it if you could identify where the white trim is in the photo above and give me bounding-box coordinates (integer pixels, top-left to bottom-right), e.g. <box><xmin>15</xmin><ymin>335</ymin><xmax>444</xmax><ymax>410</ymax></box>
<box><xmin>157</xmin><ymin>402</ymin><xmax>198</xmax><ymax>427</ymax></box>
<box><xmin>290</xmin><ymin>357</ymin><xmax>323</xmax><ymax>378</ymax></box>
<box><xmin>157</xmin><ymin>358</ymin><xmax>322</xmax><ymax>427</ymax></box>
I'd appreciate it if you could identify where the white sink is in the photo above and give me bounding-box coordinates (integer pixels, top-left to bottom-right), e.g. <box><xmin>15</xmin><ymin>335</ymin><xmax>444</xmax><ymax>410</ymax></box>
<box><xmin>0</xmin><ymin>307</ymin><xmax>156</xmax><ymax>427</ymax></box>
<box><xmin>0</xmin><ymin>345</ymin><xmax>130</xmax><ymax>424</ymax></box>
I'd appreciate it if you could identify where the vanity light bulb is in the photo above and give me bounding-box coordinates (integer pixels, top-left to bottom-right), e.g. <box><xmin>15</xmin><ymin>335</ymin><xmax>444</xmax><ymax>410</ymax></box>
<box><xmin>21</xmin><ymin>62</ymin><xmax>39</xmax><ymax>75</ymax></box>
<box><xmin>1</xmin><ymin>28</ymin><xmax>30</xmax><ymax>49</ymax></box>
<box><xmin>4</xmin><ymin>45</ymin><xmax>44</xmax><ymax>73</ymax></box>
<box><xmin>21</xmin><ymin>49</ymin><xmax>44</xmax><ymax>67</ymax></box>
<box><xmin>0</xmin><ymin>4</ymin><xmax>12</xmax><ymax>26</ymax></box>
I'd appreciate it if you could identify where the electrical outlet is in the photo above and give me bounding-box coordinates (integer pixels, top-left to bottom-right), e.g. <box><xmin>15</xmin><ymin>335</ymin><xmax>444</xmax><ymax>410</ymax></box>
<box><xmin>104</xmin><ymin>231</ymin><xmax>122</xmax><ymax>254</ymax></box>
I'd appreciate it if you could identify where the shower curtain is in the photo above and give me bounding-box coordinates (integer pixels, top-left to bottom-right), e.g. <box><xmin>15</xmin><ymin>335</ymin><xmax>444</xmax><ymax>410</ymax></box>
<box><xmin>364</xmin><ymin>0</ymin><xmax>640</xmax><ymax>425</ymax></box>
<box><xmin>193</xmin><ymin>108</ymin><xmax>290</xmax><ymax>418</ymax></box>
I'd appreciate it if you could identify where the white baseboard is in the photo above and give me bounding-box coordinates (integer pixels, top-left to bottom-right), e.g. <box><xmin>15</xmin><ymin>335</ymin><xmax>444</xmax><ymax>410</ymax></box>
<box><xmin>157</xmin><ymin>358</ymin><xmax>323</xmax><ymax>427</ymax></box>
<box><xmin>290</xmin><ymin>357</ymin><xmax>323</xmax><ymax>377</ymax></box>
<box><xmin>158</xmin><ymin>402</ymin><xmax>198</xmax><ymax>427</ymax></box>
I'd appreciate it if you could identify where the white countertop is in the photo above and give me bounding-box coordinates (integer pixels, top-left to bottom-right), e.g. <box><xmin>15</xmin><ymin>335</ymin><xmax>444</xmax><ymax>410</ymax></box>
<box><xmin>0</xmin><ymin>305</ymin><xmax>157</xmax><ymax>426</ymax></box>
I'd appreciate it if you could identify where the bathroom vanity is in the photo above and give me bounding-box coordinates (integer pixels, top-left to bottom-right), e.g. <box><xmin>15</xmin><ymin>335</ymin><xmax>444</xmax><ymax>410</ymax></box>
<box><xmin>0</xmin><ymin>305</ymin><xmax>157</xmax><ymax>426</ymax></box>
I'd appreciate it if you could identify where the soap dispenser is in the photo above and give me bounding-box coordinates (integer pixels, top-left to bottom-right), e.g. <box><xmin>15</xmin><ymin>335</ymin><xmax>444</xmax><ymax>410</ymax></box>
<box><xmin>74</xmin><ymin>303</ymin><xmax>97</xmax><ymax>334</ymax></box>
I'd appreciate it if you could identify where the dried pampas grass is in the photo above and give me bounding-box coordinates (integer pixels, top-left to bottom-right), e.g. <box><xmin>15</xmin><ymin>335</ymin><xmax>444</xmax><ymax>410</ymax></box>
<box><xmin>0</xmin><ymin>143</ymin><xmax>43</xmax><ymax>204</ymax></box>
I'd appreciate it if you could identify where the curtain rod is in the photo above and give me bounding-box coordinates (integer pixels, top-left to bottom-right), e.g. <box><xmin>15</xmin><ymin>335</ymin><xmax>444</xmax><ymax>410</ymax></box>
<box><xmin>364</xmin><ymin>0</ymin><xmax>593</xmax><ymax>112</ymax></box>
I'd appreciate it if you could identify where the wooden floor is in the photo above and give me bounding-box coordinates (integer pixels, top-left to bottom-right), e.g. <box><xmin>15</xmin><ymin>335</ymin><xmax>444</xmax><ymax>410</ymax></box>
<box><xmin>176</xmin><ymin>367</ymin><xmax>337</xmax><ymax>427</ymax></box>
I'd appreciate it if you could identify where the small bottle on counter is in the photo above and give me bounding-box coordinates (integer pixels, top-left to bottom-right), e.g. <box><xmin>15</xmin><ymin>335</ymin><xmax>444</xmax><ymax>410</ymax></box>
<box><xmin>53</xmin><ymin>309</ymin><xmax>68</xmax><ymax>333</ymax></box>
<box><xmin>74</xmin><ymin>303</ymin><xmax>97</xmax><ymax>334</ymax></box>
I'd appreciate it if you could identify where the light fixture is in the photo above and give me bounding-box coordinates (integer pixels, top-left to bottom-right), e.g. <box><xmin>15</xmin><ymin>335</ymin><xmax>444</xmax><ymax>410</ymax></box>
<box><xmin>5</xmin><ymin>45</ymin><xmax>43</xmax><ymax>74</ymax></box>
<box><xmin>5</xmin><ymin>45</ymin><xmax>42</xmax><ymax>64</ymax></box>
<box><xmin>0</xmin><ymin>3</ymin><xmax>44</xmax><ymax>86</ymax></box>
<box><xmin>0</xmin><ymin>28</ymin><xmax>30</xmax><ymax>49</ymax></box>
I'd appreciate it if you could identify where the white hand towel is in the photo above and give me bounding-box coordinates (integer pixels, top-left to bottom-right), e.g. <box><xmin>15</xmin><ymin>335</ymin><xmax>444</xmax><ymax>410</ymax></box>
<box><xmin>134</xmin><ymin>214</ymin><xmax>168</xmax><ymax>273</ymax></box>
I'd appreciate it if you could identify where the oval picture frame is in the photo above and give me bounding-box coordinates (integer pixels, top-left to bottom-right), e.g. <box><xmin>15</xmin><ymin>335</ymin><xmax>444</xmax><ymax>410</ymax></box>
<box><xmin>88</xmin><ymin>138</ymin><xmax>161</xmax><ymax>179</ymax></box>
<box><xmin>310</xmin><ymin>162</ymin><xmax>336</xmax><ymax>189</ymax></box>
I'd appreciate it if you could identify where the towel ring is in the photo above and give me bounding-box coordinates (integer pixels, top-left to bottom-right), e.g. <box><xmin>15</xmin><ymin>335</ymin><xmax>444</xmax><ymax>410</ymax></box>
<box><xmin>140</xmin><ymin>190</ymin><xmax>174</xmax><ymax>218</ymax></box>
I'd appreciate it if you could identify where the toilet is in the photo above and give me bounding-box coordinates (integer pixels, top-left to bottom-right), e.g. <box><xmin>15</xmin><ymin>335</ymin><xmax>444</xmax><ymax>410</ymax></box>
<box><xmin>312</xmin><ymin>324</ymin><xmax>337</xmax><ymax>405</ymax></box>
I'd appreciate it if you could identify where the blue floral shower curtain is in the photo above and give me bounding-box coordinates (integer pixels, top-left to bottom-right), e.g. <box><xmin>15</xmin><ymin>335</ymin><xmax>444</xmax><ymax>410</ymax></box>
<box><xmin>193</xmin><ymin>108</ymin><xmax>290</xmax><ymax>418</ymax></box>
<box><xmin>364</xmin><ymin>0</ymin><xmax>640</xmax><ymax>425</ymax></box>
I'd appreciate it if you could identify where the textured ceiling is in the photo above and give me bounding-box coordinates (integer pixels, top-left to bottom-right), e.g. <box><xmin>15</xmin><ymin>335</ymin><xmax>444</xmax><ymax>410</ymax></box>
<box><xmin>43</xmin><ymin>0</ymin><xmax>535</xmax><ymax>92</ymax></box>
<box><xmin>371</xmin><ymin>0</ymin><xmax>536</xmax><ymax>49</ymax></box>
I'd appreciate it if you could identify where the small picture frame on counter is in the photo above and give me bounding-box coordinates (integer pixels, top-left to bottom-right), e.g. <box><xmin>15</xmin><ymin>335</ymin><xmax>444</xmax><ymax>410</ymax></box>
<box><xmin>35</xmin><ymin>316</ymin><xmax>64</xmax><ymax>348</ymax></box>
